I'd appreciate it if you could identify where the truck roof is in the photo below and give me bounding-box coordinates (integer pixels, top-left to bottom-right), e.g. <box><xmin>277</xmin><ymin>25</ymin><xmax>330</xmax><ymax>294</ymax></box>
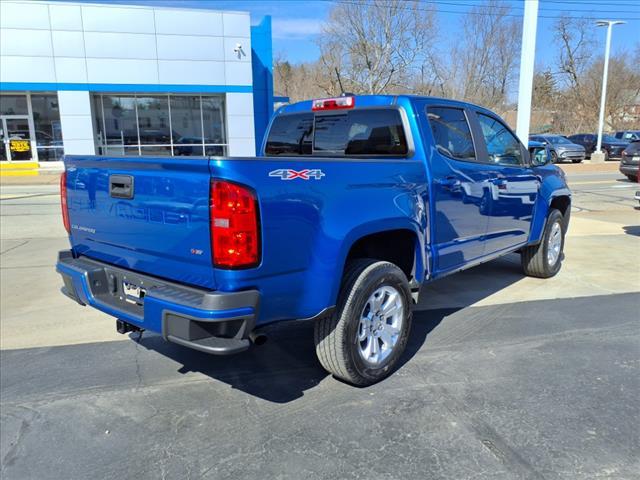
<box><xmin>276</xmin><ymin>94</ymin><xmax>489</xmax><ymax>116</ymax></box>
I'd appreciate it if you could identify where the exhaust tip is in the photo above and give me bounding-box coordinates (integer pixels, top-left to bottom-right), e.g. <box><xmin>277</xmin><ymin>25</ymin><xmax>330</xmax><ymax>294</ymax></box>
<box><xmin>249</xmin><ymin>331</ymin><xmax>268</xmax><ymax>346</ymax></box>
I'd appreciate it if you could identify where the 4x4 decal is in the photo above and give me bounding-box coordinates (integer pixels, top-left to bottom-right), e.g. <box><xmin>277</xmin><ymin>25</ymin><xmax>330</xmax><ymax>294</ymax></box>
<box><xmin>269</xmin><ymin>169</ymin><xmax>325</xmax><ymax>180</ymax></box>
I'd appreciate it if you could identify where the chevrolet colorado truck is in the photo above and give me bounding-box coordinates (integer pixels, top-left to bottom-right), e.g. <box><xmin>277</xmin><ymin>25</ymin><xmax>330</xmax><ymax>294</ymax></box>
<box><xmin>56</xmin><ymin>95</ymin><xmax>571</xmax><ymax>386</ymax></box>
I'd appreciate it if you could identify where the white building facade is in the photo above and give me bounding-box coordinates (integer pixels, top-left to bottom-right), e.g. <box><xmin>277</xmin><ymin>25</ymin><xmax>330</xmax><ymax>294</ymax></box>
<box><xmin>0</xmin><ymin>1</ymin><xmax>273</xmax><ymax>167</ymax></box>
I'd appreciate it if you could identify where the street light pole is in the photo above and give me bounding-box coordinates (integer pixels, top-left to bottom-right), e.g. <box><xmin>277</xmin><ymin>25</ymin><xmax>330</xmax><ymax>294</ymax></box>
<box><xmin>595</xmin><ymin>20</ymin><xmax>625</xmax><ymax>154</ymax></box>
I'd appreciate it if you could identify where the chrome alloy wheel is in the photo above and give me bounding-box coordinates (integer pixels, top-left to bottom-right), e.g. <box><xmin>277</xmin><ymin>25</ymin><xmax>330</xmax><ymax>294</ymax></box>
<box><xmin>357</xmin><ymin>286</ymin><xmax>404</xmax><ymax>366</ymax></box>
<box><xmin>547</xmin><ymin>221</ymin><xmax>562</xmax><ymax>267</ymax></box>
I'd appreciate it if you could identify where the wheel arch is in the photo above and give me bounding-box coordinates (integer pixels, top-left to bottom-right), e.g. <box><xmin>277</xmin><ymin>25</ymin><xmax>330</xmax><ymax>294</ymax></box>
<box><xmin>332</xmin><ymin>221</ymin><xmax>427</xmax><ymax>305</ymax></box>
<box><xmin>529</xmin><ymin>188</ymin><xmax>571</xmax><ymax>244</ymax></box>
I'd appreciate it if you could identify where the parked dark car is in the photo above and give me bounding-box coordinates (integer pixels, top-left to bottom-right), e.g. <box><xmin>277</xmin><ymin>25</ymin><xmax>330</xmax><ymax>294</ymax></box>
<box><xmin>614</xmin><ymin>130</ymin><xmax>640</xmax><ymax>142</ymax></box>
<box><xmin>567</xmin><ymin>133</ymin><xmax>628</xmax><ymax>161</ymax></box>
<box><xmin>529</xmin><ymin>134</ymin><xmax>585</xmax><ymax>163</ymax></box>
<box><xmin>619</xmin><ymin>140</ymin><xmax>640</xmax><ymax>182</ymax></box>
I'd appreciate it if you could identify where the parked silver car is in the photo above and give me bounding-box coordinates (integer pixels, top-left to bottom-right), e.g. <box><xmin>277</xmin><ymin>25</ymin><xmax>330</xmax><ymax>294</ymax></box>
<box><xmin>529</xmin><ymin>134</ymin><xmax>586</xmax><ymax>163</ymax></box>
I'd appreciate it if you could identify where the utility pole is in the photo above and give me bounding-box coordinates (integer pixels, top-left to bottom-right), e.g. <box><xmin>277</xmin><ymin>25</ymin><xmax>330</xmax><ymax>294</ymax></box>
<box><xmin>594</xmin><ymin>20</ymin><xmax>625</xmax><ymax>159</ymax></box>
<box><xmin>516</xmin><ymin>0</ymin><xmax>538</xmax><ymax>144</ymax></box>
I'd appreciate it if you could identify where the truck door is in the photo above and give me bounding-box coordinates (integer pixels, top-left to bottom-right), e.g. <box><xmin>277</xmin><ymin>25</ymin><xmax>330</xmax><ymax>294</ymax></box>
<box><xmin>418</xmin><ymin>103</ymin><xmax>493</xmax><ymax>273</ymax></box>
<box><xmin>471</xmin><ymin>111</ymin><xmax>538</xmax><ymax>254</ymax></box>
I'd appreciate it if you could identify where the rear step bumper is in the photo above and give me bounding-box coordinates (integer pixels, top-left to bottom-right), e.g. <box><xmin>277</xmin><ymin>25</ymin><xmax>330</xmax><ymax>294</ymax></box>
<box><xmin>56</xmin><ymin>250</ymin><xmax>259</xmax><ymax>355</ymax></box>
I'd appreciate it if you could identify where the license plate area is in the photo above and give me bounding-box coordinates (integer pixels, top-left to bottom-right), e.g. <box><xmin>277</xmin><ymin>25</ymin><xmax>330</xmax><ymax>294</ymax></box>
<box><xmin>123</xmin><ymin>280</ymin><xmax>146</xmax><ymax>305</ymax></box>
<box><xmin>85</xmin><ymin>265</ymin><xmax>165</xmax><ymax>319</ymax></box>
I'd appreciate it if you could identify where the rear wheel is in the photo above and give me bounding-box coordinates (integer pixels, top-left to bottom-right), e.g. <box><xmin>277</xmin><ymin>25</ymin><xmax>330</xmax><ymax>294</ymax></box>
<box><xmin>626</xmin><ymin>174</ymin><xmax>638</xmax><ymax>182</ymax></box>
<box><xmin>521</xmin><ymin>209</ymin><xmax>565</xmax><ymax>278</ymax></box>
<box><xmin>571</xmin><ymin>159</ymin><xmax>582</xmax><ymax>163</ymax></box>
<box><xmin>314</xmin><ymin>259</ymin><xmax>412</xmax><ymax>386</ymax></box>
<box><xmin>551</xmin><ymin>151</ymin><xmax>558</xmax><ymax>163</ymax></box>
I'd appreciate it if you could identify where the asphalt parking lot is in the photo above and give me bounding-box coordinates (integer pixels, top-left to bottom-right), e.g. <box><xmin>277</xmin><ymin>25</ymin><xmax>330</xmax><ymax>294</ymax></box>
<box><xmin>1</xmin><ymin>170</ymin><xmax>639</xmax><ymax>479</ymax></box>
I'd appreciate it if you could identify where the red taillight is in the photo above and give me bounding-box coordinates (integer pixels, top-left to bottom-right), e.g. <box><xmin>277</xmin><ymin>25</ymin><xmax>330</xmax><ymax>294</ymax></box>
<box><xmin>210</xmin><ymin>180</ymin><xmax>260</xmax><ymax>268</ymax></box>
<box><xmin>60</xmin><ymin>171</ymin><xmax>70</xmax><ymax>234</ymax></box>
<box><xmin>312</xmin><ymin>96</ymin><xmax>355</xmax><ymax>111</ymax></box>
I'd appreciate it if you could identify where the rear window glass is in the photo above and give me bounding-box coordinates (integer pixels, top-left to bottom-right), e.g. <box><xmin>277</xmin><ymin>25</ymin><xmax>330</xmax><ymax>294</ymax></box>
<box><xmin>265</xmin><ymin>109</ymin><xmax>408</xmax><ymax>156</ymax></box>
<box><xmin>263</xmin><ymin>113</ymin><xmax>313</xmax><ymax>155</ymax></box>
<box><xmin>426</xmin><ymin>107</ymin><xmax>476</xmax><ymax>161</ymax></box>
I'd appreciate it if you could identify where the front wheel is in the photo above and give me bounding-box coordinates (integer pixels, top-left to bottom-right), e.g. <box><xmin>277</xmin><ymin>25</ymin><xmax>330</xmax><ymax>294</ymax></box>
<box><xmin>551</xmin><ymin>151</ymin><xmax>558</xmax><ymax>164</ymax></box>
<box><xmin>314</xmin><ymin>259</ymin><xmax>412</xmax><ymax>386</ymax></box>
<box><xmin>572</xmin><ymin>159</ymin><xmax>583</xmax><ymax>164</ymax></box>
<box><xmin>520</xmin><ymin>209</ymin><xmax>566</xmax><ymax>278</ymax></box>
<box><xmin>626</xmin><ymin>174</ymin><xmax>638</xmax><ymax>183</ymax></box>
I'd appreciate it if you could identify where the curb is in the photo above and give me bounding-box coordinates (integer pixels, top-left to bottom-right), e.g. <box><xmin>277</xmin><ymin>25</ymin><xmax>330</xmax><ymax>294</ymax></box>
<box><xmin>557</xmin><ymin>160</ymin><xmax>620</xmax><ymax>174</ymax></box>
<box><xmin>0</xmin><ymin>170</ymin><xmax>62</xmax><ymax>185</ymax></box>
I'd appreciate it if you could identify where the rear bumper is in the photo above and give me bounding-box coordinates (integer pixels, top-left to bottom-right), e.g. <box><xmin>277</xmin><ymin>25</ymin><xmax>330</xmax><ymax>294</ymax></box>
<box><xmin>619</xmin><ymin>164</ymin><xmax>639</xmax><ymax>177</ymax></box>
<box><xmin>558</xmin><ymin>151</ymin><xmax>585</xmax><ymax>161</ymax></box>
<box><xmin>56</xmin><ymin>250</ymin><xmax>259</xmax><ymax>355</ymax></box>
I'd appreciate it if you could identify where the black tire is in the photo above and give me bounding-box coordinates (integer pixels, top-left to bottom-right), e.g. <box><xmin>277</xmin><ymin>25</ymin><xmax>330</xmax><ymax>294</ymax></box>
<box><xmin>314</xmin><ymin>259</ymin><xmax>412</xmax><ymax>386</ymax></box>
<box><xmin>571</xmin><ymin>159</ymin><xmax>582</xmax><ymax>164</ymax></box>
<box><xmin>626</xmin><ymin>174</ymin><xmax>637</xmax><ymax>182</ymax></box>
<box><xmin>521</xmin><ymin>209</ymin><xmax>566</xmax><ymax>278</ymax></box>
<box><xmin>604</xmin><ymin>150</ymin><xmax>610</xmax><ymax>161</ymax></box>
<box><xmin>551</xmin><ymin>151</ymin><xmax>558</xmax><ymax>163</ymax></box>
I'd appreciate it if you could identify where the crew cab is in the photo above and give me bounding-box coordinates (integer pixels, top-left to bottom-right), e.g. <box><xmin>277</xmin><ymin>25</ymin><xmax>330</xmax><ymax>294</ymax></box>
<box><xmin>56</xmin><ymin>95</ymin><xmax>571</xmax><ymax>386</ymax></box>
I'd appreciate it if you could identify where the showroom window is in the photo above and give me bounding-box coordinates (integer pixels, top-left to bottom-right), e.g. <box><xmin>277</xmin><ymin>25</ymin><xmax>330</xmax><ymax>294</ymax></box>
<box><xmin>92</xmin><ymin>94</ymin><xmax>227</xmax><ymax>156</ymax></box>
<box><xmin>31</xmin><ymin>94</ymin><xmax>64</xmax><ymax>161</ymax></box>
<box><xmin>1</xmin><ymin>93</ymin><xmax>63</xmax><ymax>162</ymax></box>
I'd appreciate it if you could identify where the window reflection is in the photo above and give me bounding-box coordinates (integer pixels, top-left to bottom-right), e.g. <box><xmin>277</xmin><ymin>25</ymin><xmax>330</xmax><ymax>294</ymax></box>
<box><xmin>1</xmin><ymin>93</ymin><xmax>64</xmax><ymax>162</ymax></box>
<box><xmin>102</xmin><ymin>96</ymin><xmax>138</xmax><ymax>148</ymax></box>
<box><xmin>170</xmin><ymin>95</ymin><xmax>201</xmax><ymax>151</ymax></box>
<box><xmin>31</xmin><ymin>94</ymin><xmax>64</xmax><ymax>161</ymax></box>
<box><xmin>0</xmin><ymin>95</ymin><xmax>29</xmax><ymax>115</ymax></box>
<box><xmin>137</xmin><ymin>96</ymin><xmax>171</xmax><ymax>146</ymax></box>
<box><xmin>92</xmin><ymin>94</ymin><xmax>227</xmax><ymax>157</ymax></box>
<box><xmin>201</xmin><ymin>96</ymin><xmax>225</xmax><ymax>154</ymax></box>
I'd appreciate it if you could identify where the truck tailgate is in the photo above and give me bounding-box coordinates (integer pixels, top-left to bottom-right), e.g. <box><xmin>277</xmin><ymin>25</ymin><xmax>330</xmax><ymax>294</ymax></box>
<box><xmin>65</xmin><ymin>155</ymin><xmax>215</xmax><ymax>289</ymax></box>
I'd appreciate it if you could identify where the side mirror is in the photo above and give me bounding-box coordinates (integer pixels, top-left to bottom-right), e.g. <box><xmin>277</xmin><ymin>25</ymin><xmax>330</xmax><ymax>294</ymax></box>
<box><xmin>529</xmin><ymin>146</ymin><xmax>551</xmax><ymax>167</ymax></box>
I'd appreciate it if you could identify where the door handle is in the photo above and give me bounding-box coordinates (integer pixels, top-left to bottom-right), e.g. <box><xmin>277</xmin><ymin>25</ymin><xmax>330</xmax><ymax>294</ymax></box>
<box><xmin>109</xmin><ymin>174</ymin><xmax>134</xmax><ymax>199</ymax></box>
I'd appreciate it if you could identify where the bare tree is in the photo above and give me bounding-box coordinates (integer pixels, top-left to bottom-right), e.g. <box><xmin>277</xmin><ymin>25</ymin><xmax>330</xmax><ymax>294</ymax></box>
<box><xmin>583</xmin><ymin>54</ymin><xmax>640</xmax><ymax>130</ymax></box>
<box><xmin>274</xmin><ymin>58</ymin><xmax>327</xmax><ymax>102</ymax></box>
<box><xmin>545</xmin><ymin>16</ymin><xmax>640</xmax><ymax>133</ymax></box>
<box><xmin>448</xmin><ymin>0</ymin><xmax>521</xmax><ymax>111</ymax></box>
<box><xmin>316</xmin><ymin>0</ymin><xmax>436</xmax><ymax>94</ymax></box>
<box><xmin>273</xmin><ymin>54</ymin><xmax>293</xmax><ymax>98</ymax></box>
<box><xmin>554</xmin><ymin>16</ymin><xmax>595</xmax><ymax>91</ymax></box>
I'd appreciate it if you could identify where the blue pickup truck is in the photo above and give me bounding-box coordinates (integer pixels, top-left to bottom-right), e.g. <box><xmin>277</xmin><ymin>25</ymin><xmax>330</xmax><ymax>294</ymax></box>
<box><xmin>57</xmin><ymin>95</ymin><xmax>570</xmax><ymax>386</ymax></box>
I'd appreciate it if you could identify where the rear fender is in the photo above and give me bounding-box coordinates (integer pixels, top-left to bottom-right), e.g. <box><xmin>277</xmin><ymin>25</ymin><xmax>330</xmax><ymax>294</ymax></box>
<box><xmin>328</xmin><ymin>219</ymin><xmax>427</xmax><ymax>304</ymax></box>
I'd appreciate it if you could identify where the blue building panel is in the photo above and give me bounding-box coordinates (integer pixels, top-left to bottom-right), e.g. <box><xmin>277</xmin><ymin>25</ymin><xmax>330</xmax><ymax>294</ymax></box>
<box><xmin>250</xmin><ymin>16</ymin><xmax>274</xmax><ymax>153</ymax></box>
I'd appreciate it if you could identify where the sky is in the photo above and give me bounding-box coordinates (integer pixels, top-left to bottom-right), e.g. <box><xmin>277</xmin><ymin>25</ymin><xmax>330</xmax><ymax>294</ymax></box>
<box><xmin>55</xmin><ymin>0</ymin><xmax>640</xmax><ymax>68</ymax></box>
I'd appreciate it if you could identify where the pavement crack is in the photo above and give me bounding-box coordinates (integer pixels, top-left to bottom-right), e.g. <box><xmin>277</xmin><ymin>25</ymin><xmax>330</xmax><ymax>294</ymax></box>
<box><xmin>133</xmin><ymin>341</ymin><xmax>144</xmax><ymax>390</ymax></box>
<box><xmin>0</xmin><ymin>240</ymin><xmax>29</xmax><ymax>256</ymax></box>
<box><xmin>0</xmin><ymin>407</ymin><xmax>39</xmax><ymax>473</ymax></box>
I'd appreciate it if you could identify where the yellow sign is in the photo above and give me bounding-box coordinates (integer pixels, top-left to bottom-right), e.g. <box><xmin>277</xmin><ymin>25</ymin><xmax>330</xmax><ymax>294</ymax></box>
<box><xmin>9</xmin><ymin>139</ymin><xmax>30</xmax><ymax>153</ymax></box>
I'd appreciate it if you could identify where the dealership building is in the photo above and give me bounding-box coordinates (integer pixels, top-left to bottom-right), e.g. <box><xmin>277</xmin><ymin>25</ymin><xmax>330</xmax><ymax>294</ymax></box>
<box><xmin>0</xmin><ymin>0</ymin><xmax>274</xmax><ymax>171</ymax></box>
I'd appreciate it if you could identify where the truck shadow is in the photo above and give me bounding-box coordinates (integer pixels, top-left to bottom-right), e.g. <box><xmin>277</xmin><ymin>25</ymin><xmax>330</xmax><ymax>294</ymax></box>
<box><xmin>622</xmin><ymin>225</ymin><xmax>640</xmax><ymax>237</ymax></box>
<box><xmin>137</xmin><ymin>255</ymin><xmax>524</xmax><ymax>404</ymax></box>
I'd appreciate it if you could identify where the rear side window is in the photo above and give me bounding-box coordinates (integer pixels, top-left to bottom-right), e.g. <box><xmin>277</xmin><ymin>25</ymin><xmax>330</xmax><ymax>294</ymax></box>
<box><xmin>476</xmin><ymin>113</ymin><xmax>524</xmax><ymax>166</ymax></box>
<box><xmin>264</xmin><ymin>113</ymin><xmax>313</xmax><ymax>155</ymax></box>
<box><xmin>426</xmin><ymin>107</ymin><xmax>476</xmax><ymax>161</ymax></box>
<box><xmin>265</xmin><ymin>109</ymin><xmax>408</xmax><ymax>156</ymax></box>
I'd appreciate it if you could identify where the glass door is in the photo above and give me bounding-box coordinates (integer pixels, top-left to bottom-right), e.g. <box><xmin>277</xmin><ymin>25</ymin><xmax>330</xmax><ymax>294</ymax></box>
<box><xmin>1</xmin><ymin>116</ymin><xmax>34</xmax><ymax>161</ymax></box>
